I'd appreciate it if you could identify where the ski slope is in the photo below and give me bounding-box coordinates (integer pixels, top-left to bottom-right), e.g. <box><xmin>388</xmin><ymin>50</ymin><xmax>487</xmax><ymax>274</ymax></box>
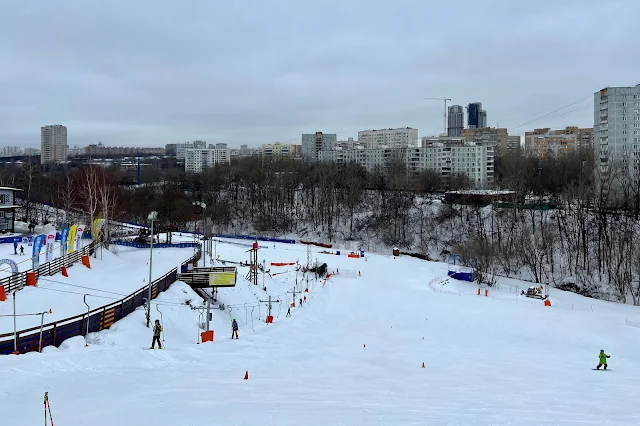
<box><xmin>2</xmin><ymin>239</ymin><xmax>640</xmax><ymax>425</ymax></box>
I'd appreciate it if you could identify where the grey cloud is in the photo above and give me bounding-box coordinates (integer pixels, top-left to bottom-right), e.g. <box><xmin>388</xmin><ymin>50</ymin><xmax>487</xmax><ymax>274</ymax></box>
<box><xmin>1</xmin><ymin>0</ymin><xmax>638</xmax><ymax>147</ymax></box>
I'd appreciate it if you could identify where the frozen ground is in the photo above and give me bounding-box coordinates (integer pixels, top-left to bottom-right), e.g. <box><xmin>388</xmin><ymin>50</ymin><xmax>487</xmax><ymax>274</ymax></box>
<box><xmin>1</xmin><ymin>239</ymin><xmax>640</xmax><ymax>425</ymax></box>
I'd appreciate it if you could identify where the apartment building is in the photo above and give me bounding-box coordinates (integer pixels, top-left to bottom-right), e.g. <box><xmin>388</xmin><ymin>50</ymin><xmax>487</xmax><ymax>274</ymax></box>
<box><xmin>357</xmin><ymin>127</ymin><xmax>419</xmax><ymax>149</ymax></box>
<box><xmin>0</xmin><ymin>146</ymin><xmax>20</xmax><ymax>157</ymax></box>
<box><xmin>507</xmin><ymin>135</ymin><xmax>521</xmax><ymax>154</ymax></box>
<box><xmin>594</xmin><ymin>84</ymin><xmax>640</xmax><ymax>195</ymax></box>
<box><xmin>260</xmin><ymin>142</ymin><xmax>301</xmax><ymax>158</ymax></box>
<box><xmin>524</xmin><ymin>126</ymin><xmax>592</xmax><ymax>159</ymax></box>
<box><xmin>184</xmin><ymin>148</ymin><xmax>231</xmax><ymax>173</ymax></box>
<box><xmin>177</xmin><ymin>140</ymin><xmax>207</xmax><ymax>160</ymax></box>
<box><xmin>318</xmin><ymin>137</ymin><xmax>494</xmax><ymax>188</ymax></box>
<box><xmin>85</xmin><ymin>143</ymin><xmax>165</xmax><ymax>156</ymax></box>
<box><xmin>40</xmin><ymin>124</ymin><xmax>68</xmax><ymax>164</ymax></box>
<box><xmin>302</xmin><ymin>132</ymin><xmax>337</xmax><ymax>161</ymax></box>
<box><xmin>462</xmin><ymin>127</ymin><xmax>508</xmax><ymax>156</ymax></box>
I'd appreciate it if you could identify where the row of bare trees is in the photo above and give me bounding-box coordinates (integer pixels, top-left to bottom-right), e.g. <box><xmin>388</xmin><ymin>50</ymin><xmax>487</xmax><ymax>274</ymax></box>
<box><xmin>5</xmin><ymin>146</ymin><xmax>640</xmax><ymax>303</ymax></box>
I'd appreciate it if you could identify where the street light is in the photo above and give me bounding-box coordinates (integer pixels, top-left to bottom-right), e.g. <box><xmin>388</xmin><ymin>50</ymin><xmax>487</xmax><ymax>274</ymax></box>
<box><xmin>146</xmin><ymin>210</ymin><xmax>158</xmax><ymax>328</ymax></box>
<box><xmin>192</xmin><ymin>201</ymin><xmax>207</xmax><ymax>267</ymax></box>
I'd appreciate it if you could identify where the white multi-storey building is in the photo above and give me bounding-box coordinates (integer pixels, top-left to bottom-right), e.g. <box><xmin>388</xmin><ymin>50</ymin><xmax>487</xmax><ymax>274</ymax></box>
<box><xmin>357</xmin><ymin>128</ymin><xmax>419</xmax><ymax>149</ymax></box>
<box><xmin>40</xmin><ymin>124</ymin><xmax>68</xmax><ymax>164</ymax></box>
<box><xmin>595</xmin><ymin>84</ymin><xmax>640</xmax><ymax>196</ymax></box>
<box><xmin>184</xmin><ymin>148</ymin><xmax>231</xmax><ymax>173</ymax></box>
<box><xmin>318</xmin><ymin>137</ymin><xmax>494</xmax><ymax>188</ymax></box>
<box><xmin>177</xmin><ymin>140</ymin><xmax>207</xmax><ymax>160</ymax></box>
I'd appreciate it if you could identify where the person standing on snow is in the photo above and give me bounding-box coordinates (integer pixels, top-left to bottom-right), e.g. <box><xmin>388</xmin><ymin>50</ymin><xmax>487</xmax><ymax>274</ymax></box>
<box><xmin>150</xmin><ymin>319</ymin><xmax>162</xmax><ymax>349</ymax></box>
<box><xmin>596</xmin><ymin>349</ymin><xmax>610</xmax><ymax>370</ymax></box>
<box><xmin>231</xmin><ymin>318</ymin><xmax>239</xmax><ymax>339</ymax></box>
<box><xmin>13</xmin><ymin>241</ymin><xmax>18</xmax><ymax>255</ymax></box>
<box><xmin>286</xmin><ymin>307</ymin><xmax>291</xmax><ymax>317</ymax></box>
<box><xmin>19</xmin><ymin>245</ymin><xmax>24</xmax><ymax>256</ymax></box>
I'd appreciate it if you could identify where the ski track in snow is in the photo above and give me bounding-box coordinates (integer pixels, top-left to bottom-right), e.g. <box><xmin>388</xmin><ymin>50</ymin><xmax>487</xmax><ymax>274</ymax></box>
<box><xmin>1</xmin><ymin>238</ymin><xmax>640</xmax><ymax>425</ymax></box>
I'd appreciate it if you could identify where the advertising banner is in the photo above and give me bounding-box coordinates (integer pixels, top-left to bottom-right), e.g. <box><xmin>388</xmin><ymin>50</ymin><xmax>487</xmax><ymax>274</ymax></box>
<box><xmin>60</xmin><ymin>227</ymin><xmax>70</xmax><ymax>257</ymax></box>
<box><xmin>45</xmin><ymin>231</ymin><xmax>57</xmax><ymax>262</ymax></box>
<box><xmin>32</xmin><ymin>234</ymin><xmax>46</xmax><ymax>269</ymax></box>
<box><xmin>68</xmin><ymin>225</ymin><xmax>78</xmax><ymax>254</ymax></box>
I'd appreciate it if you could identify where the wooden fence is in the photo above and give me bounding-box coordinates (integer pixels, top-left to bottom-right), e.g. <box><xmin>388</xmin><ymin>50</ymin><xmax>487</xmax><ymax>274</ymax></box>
<box><xmin>0</xmin><ymin>241</ymin><xmax>98</xmax><ymax>294</ymax></box>
<box><xmin>0</xmin><ymin>251</ymin><xmax>200</xmax><ymax>355</ymax></box>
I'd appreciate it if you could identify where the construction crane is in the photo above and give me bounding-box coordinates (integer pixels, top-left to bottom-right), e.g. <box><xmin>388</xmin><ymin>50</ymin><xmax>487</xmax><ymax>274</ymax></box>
<box><xmin>424</xmin><ymin>97</ymin><xmax>451</xmax><ymax>135</ymax></box>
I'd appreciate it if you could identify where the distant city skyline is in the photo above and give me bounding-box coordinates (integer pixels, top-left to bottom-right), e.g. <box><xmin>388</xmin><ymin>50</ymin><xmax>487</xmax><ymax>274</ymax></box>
<box><xmin>0</xmin><ymin>1</ymin><xmax>638</xmax><ymax>148</ymax></box>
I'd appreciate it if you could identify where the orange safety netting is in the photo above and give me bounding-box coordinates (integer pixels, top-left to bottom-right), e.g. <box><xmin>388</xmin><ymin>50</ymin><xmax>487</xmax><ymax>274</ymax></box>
<box><xmin>271</xmin><ymin>262</ymin><xmax>295</xmax><ymax>266</ymax></box>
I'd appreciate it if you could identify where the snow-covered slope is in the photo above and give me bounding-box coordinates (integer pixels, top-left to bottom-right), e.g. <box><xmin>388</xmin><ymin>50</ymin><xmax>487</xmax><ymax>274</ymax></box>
<box><xmin>1</xmin><ymin>240</ymin><xmax>640</xmax><ymax>425</ymax></box>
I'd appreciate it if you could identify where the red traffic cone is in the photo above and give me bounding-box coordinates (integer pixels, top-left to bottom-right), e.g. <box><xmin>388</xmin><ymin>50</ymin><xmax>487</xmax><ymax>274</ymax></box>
<box><xmin>61</xmin><ymin>266</ymin><xmax>69</xmax><ymax>277</ymax></box>
<box><xmin>244</xmin><ymin>371</ymin><xmax>249</xmax><ymax>380</ymax></box>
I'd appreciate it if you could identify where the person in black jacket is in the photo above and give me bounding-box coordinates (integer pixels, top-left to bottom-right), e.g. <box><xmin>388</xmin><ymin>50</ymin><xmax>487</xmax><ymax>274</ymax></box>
<box><xmin>231</xmin><ymin>319</ymin><xmax>239</xmax><ymax>339</ymax></box>
<box><xmin>151</xmin><ymin>320</ymin><xmax>162</xmax><ymax>349</ymax></box>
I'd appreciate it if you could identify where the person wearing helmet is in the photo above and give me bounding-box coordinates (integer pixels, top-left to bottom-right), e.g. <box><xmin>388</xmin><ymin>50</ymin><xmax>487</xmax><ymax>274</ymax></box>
<box><xmin>150</xmin><ymin>319</ymin><xmax>163</xmax><ymax>349</ymax></box>
<box><xmin>596</xmin><ymin>349</ymin><xmax>610</xmax><ymax>370</ymax></box>
<box><xmin>231</xmin><ymin>318</ymin><xmax>239</xmax><ymax>339</ymax></box>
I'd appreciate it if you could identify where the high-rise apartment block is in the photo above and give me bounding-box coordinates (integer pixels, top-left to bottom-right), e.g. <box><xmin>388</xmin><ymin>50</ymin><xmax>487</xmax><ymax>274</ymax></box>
<box><xmin>507</xmin><ymin>136</ymin><xmax>521</xmax><ymax>154</ymax></box>
<box><xmin>184</xmin><ymin>148</ymin><xmax>231</xmax><ymax>173</ymax></box>
<box><xmin>40</xmin><ymin>124</ymin><xmax>68</xmax><ymax>164</ymax></box>
<box><xmin>302</xmin><ymin>132</ymin><xmax>337</xmax><ymax>161</ymax></box>
<box><xmin>357</xmin><ymin>128</ymin><xmax>419</xmax><ymax>149</ymax></box>
<box><xmin>594</xmin><ymin>84</ymin><xmax>640</xmax><ymax>195</ymax></box>
<box><xmin>447</xmin><ymin>105</ymin><xmax>464</xmax><ymax>137</ymax></box>
<box><xmin>177</xmin><ymin>140</ymin><xmax>207</xmax><ymax>160</ymax></box>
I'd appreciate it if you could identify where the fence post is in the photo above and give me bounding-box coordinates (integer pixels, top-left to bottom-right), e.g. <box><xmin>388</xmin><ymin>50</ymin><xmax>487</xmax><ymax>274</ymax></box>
<box><xmin>52</xmin><ymin>323</ymin><xmax>57</xmax><ymax>347</ymax></box>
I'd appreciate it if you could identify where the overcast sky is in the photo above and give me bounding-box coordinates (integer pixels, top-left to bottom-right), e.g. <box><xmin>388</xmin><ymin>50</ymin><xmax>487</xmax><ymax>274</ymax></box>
<box><xmin>1</xmin><ymin>0</ymin><xmax>638</xmax><ymax>148</ymax></box>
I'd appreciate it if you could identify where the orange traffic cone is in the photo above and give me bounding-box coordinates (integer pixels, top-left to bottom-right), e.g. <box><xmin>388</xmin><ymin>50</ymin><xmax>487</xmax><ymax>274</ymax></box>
<box><xmin>61</xmin><ymin>266</ymin><xmax>69</xmax><ymax>277</ymax></box>
<box><xmin>244</xmin><ymin>371</ymin><xmax>249</xmax><ymax>380</ymax></box>
<box><xmin>421</xmin><ymin>362</ymin><xmax>426</xmax><ymax>368</ymax></box>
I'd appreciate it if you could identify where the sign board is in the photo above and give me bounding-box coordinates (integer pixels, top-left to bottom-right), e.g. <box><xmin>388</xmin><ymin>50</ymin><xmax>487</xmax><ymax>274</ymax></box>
<box><xmin>208</xmin><ymin>271</ymin><xmax>237</xmax><ymax>287</ymax></box>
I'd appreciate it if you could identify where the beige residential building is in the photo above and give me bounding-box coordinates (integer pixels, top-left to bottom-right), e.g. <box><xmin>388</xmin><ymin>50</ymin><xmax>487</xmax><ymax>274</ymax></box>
<box><xmin>507</xmin><ymin>136</ymin><xmax>521</xmax><ymax>153</ymax></box>
<box><xmin>260</xmin><ymin>142</ymin><xmax>301</xmax><ymax>158</ymax></box>
<box><xmin>357</xmin><ymin>127</ymin><xmax>419</xmax><ymax>149</ymax></box>
<box><xmin>462</xmin><ymin>127</ymin><xmax>508</xmax><ymax>156</ymax></box>
<box><xmin>524</xmin><ymin>126</ymin><xmax>592</xmax><ymax>159</ymax></box>
<box><xmin>41</xmin><ymin>124</ymin><xmax>68</xmax><ymax>164</ymax></box>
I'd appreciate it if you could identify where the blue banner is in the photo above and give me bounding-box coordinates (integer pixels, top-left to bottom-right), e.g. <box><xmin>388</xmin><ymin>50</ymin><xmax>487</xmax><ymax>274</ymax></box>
<box><xmin>60</xmin><ymin>227</ymin><xmax>69</xmax><ymax>255</ymax></box>
<box><xmin>32</xmin><ymin>234</ymin><xmax>46</xmax><ymax>269</ymax></box>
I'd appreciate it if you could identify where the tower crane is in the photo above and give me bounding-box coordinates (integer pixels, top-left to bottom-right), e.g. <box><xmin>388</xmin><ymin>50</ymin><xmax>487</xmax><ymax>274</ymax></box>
<box><xmin>424</xmin><ymin>97</ymin><xmax>451</xmax><ymax>135</ymax></box>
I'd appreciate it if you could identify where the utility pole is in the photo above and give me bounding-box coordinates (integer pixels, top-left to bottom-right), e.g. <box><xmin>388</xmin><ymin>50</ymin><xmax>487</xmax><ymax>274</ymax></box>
<box><xmin>258</xmin><ymin>295</ymin><xmax>279</xmax><ymax>321</ymax></box>
<box><xmin>424</xmin><ymin>97</ymin><xmax>452</xmax><ymax>135</ymax></box>
<box><xmin>205</xmin><ymin>290</ymin><xmax>212</xmax><ymax>331</ymax></box>
<box><xmin>286</xmin><ymin>288</ymin><xmax>298</xmax><ymax>307</ymax></box>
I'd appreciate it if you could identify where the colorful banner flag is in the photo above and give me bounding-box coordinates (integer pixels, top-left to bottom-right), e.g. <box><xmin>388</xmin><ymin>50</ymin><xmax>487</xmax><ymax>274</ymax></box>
<box><xmin>60</xmin><ymin>227</ymin><xmax>70</xmax><ymax>257</ymax></box>
<box><xmin>68</xmin><ymin>225</ymin><xmax>78</xmax><ymax>254</ymax></box>
<box><xmin>76</xmin><ymin>224</ymin><xmax>85</xmax><ymax>250</ymax></box>
<box><xmin>32</xmin><ymin>234</ymin><xmax>46</xmax><ymax>269</ymax></box>
<box><xmin>45</xmin><ymin>231</ymin><xmax>56</xmax><ymax>262</ymax></box>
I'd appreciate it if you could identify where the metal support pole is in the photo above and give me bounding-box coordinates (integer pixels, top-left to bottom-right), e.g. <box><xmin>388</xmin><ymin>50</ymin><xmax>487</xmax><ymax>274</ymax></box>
<box><xmin>83</xmin><ymin>294</ymin><xmax>90</xmax><ymax>346</ymax></box>
<box><xmin>12</xmin><ymin>291</ymin><xmax>17</xmax><ymax>354</ymax></box>
<box><xmin>205</xmin><ymin>290</ymin><xmax>212</xmax><ymax>332</ymax></box>
<box><xmin>262</xmin><ymin>260</ymin><xmax>265</xmax><ymax>289</ymax></box>
<box><xmin>146</xmin><ymin>212</ymin><xmax>157</xmax><ymax>328</ymax></box>
<box><xmin>38</xmin><ymin>311</ymin><xmax>46</xmax><ymax>352</ymax></box>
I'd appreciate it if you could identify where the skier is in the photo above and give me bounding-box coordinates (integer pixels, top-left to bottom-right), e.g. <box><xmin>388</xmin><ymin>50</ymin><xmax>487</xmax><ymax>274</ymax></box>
<box><xmin>286</xmin><ymin>307</ymin><xmax>291</xmax><ymax>317</ymax></box>
<box><xmin>19</xmin><ymin>245</ymin><xmax>24</xmax><ymax>256</ymax></box>
<box><xmin>231</xmin><ymin>318</ymin><xmax>239</xmax><ymax>339</ymax></box>
<box><xmin>150</xmin><ymin>319</ymin><xmax>162</xmax><ymax>349</ymax></box>
<box><xmin>299</xmin><ymin>297</ymin><xmax>303</xmax><ymax>306</ymax></box>
<box><xmin>13</xmin><ymin>241</ymin><xmax>17</xmax><ymax>255</ymax></box>
<box><xmin>596</xmin><ymin>349</ymin><xmax>610</xmax><ymax>370</ymax></box>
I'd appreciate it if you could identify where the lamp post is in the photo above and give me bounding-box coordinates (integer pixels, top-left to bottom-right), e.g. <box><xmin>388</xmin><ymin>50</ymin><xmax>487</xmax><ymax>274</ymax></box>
<box><xmin>192</xmin><ymin>201</ymin><xmax>207</xmax><ymax>267</ymax></box>
<box><xmin>146</xmin><ymin>211</ymin><xmax>158</xmax><ymax>328</ymax></box>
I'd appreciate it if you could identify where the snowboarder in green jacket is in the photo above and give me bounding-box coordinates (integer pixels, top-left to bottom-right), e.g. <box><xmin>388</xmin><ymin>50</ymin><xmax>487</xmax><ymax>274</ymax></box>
<box><xmin>596</xmin><ymin>349</ymin><xmax>610</xmax><ymax>370</ymax></box>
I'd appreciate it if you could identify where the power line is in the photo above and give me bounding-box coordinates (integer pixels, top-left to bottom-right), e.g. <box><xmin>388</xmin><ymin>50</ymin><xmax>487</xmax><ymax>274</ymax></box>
<box><xmin>509</xmin><ymin>95</ymin><xmax>592</xmax><ymax>131</ymax></box>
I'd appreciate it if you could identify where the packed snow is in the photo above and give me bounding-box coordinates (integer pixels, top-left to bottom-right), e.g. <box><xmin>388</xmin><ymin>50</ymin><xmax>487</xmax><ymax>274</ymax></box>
<box><xmin>1</xmin><ymin>238</ymin><xmax>640</xmax><ymax>425</ymax></box>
